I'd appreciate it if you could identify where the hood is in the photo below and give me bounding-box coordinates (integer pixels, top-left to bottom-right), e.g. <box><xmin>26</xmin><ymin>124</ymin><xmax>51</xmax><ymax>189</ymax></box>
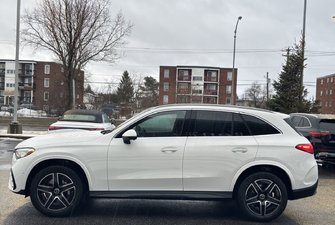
<box><xmin>15</xmin><ymin>130</ymin><xmax>105</xmax><ymax>149</ymax></box>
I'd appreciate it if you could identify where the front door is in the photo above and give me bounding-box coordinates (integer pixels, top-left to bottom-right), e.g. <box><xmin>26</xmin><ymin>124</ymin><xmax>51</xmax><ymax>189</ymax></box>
<box><xmin>108</xmin><ymin>110</ymin><xmax>187</xmax><ymax>191</ymax></box>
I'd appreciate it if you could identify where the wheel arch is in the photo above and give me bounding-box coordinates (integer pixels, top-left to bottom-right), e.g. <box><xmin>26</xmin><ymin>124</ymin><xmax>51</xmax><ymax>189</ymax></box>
<box><xmin>232</xmin><ymin>164</ymin><xmax>295</xmax><ymax>200</ymax></box>
<box><xmin>24</xmin><ymin>159</ymin><xmax>90</xmax><ymax>196</ymax></box>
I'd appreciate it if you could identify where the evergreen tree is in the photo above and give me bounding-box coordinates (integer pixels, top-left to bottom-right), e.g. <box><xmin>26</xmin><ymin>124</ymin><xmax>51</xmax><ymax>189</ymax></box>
<box><xmin>116</xmin><ymin>71</ymin><xmax>134</xmax><ymax>104</ymax></box>
<box><xmin>137</xmin><ymin>76</ymin><xmax>159</xmax><ymax>109</ymax></box>
<box><xmin>270</xmin><ymin>39</ymin><xmax>309</xmax><ymax>113</ymax></box>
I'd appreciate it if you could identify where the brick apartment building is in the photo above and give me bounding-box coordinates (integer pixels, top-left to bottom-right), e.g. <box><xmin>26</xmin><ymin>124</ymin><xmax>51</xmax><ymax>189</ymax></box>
<box><xmin>0</xmin><ymin>60</ymin><xmax>84</xmax><ymax>115</ymax></box>
<box><xmin>316</xmin><ymin>74</ymin><xmax>335</xmax><ymax>114</ymax></box>
<box><xmin>159</xmin><ymin>66</ymin><xmax>237</xmax><ymax>105</ymax></box>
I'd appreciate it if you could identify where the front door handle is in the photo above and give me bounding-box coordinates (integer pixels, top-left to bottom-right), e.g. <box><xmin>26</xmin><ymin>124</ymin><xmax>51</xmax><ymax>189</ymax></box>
<box><xmin>231</xmin><ymin>147</ymin><xmax>248</xmax><ymax>153</ymax></box>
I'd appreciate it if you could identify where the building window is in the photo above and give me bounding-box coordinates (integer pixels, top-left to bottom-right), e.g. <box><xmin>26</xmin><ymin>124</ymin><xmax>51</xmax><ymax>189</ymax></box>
<box><xmin>327</xmin><ymin>78</ymin><xmax>330</xmax><ymax>83</ymax></box>
<box><xmin>77</xmin><ymin>94</ymin><xmax>80</xmax><ymax>99</ymax></box>
<box><xmin>178</xmin><ymin>70</ymin><xmax>190</xmax><ymax>81</ymax></box>
<box><xmin>193</xmin><ymin>76</ymin><xmax>202</xmax><ymax>81</ymax></box>
<box><xmin>206</xmin><ymin>71</ymin><xmax>218</xmax><ymax>82</ymax></box>
<box><xmin>163</xmin><ymin>82</ymin><xmax>169</xmax><ymax>91</ymax></box>
<box><xmin>320</xmin><ymin>90</ymin><xmax>323</xmax><ymax>96</ymax></box>
<box><xmin>321</xmin><ymin>79</ymin><xmax>324</xmax><ymax>85</ymax></box>
<box><xmin>44</xmin><ymin>78</ymin><xmax>50</xmax><ymax>88</ymax></box>
<box><xmin>227</xmin><ymin>72</ymin><xmax>232</xmax><ymax>81</ymax></box>
<box><xmin>60</xmin><ymin>92</ymin><xmax>64</xmax><ymax>98</ymax></box>
<box><xmin>326</xmin><ymin>90</ymin><xmax>329</xmax><ymax>95</ymax></box>
<box><xmin>226</xmin><ymin>85</ymin><xmax>232</xmax><ymax>94</ymax></box>
<box><xmin>330</xmin><ymin>89</ymin><xmax>333</xmax><ymax>95</ymax></box>
<box><xmin>44</xmin><ymin>65</ymin><xmax>50</xmax><ymax>74</ymax></box>
<box><xmin>192</xmin><ymin>89</ymin><xmax>202</xmax><ymax>94</ymax></box>
<box><xmin>164</xmin><ymin>69</ymin><xmax>169</xmax><ymax>78</ymax></box>
<box><xmin>44</xmin><ymin>92</ymin><xmax>49</xmax><ymax>101</ymax></box>
<box><xmin>163</xmin><ymin>95</ymin><xmax>169</xmax><ymax>104</ymax></box>
<box><xmin>331</xmin><ymin>77</ymin><xmax>334</xmax><ymax>83</ymax></box>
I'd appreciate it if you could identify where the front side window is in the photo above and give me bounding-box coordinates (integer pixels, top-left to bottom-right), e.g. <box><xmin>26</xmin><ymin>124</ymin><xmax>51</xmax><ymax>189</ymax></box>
<box><xmin>129</xmin><ymin>111</ymin><xmax>186</xmax><ymax>137</ymax></box>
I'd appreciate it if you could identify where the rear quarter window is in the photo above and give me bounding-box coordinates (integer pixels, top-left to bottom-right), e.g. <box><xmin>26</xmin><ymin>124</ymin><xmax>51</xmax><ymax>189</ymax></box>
<box><xmin>242</xmin><ymin>114</ymin><xmax>280</xmax><ymax>135</ymax></box>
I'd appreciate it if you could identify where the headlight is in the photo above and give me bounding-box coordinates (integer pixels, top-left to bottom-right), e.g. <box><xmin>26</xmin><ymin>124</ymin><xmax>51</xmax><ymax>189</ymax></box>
<box><xmin>14</xmin><ymin>148</ymin><xmax>36</xmax><ymax>159</ymax></box>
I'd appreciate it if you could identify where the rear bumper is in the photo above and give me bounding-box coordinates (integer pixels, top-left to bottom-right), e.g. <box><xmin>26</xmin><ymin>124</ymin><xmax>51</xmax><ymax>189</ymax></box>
<box><xmin>289</xmin><ymin>180</ymin><xmax>318</xmax><ymax>200</ymax></box>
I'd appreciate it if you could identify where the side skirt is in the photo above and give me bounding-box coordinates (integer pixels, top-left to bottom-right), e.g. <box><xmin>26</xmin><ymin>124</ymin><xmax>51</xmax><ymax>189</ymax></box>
<box><xmin>89</xmin><ymin>191</ymin><xmax>233</xmax><ymax>200</ymax></box>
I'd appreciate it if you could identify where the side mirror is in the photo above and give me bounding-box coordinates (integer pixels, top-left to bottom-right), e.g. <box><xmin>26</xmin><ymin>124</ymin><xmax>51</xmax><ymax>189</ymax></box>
<box><xmin>122</xmin><ymin>129</ymin><xmax>137</xmax><ymax>144</ymax></box>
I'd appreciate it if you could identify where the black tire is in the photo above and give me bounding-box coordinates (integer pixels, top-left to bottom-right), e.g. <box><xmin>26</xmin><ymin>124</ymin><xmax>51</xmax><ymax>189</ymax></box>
<box><xmin>29</xmin><ymin>166</ymin><xmax>83</xmax><ymax>217</ymax></box>
<box><xmin>236</xmin><ymin>172</ymin><xmax>288</xmax><ymax>222</ymax></box>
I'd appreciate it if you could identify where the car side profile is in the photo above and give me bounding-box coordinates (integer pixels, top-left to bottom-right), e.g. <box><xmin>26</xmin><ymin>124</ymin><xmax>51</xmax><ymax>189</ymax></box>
<box><xmin>9</xmin><ymin>105</ymin><xmax>318</xmax><ymax>222</ymax></box>
<box><xmin>48</xmin><ymin>109</ymin><xmax>115</xmax><ymax>132</ymax></box>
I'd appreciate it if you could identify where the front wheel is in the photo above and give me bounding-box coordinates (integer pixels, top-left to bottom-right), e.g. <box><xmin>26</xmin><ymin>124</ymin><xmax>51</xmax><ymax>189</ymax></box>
<box><xmin>236</xmin><ymin>172</ymin><xmax>288</xmax><ymax>222</ymax></box>
<box><xmin>30</xmin><ymin>166</ymin><xmax>83</xmax><ymax>217</ymax></box>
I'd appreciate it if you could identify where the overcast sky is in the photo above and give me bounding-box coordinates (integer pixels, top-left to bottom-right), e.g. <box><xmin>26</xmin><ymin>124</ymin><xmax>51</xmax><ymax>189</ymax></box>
<box><xmin>1</xmin><ymin>0</ymin><xmax>335</xmax><ymax>98</ymax></box>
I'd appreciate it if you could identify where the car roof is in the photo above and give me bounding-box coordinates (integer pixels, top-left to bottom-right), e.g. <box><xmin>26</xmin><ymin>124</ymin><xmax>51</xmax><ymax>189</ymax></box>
<box><xmin>290</xmin><ymin>113</ymin><xmax>335</xmax><ymax>120</ymax></box>
<box><xmin>149</xmin><ymin>104</ymin><xmax>289</xmax><ymax>118</ymax></box>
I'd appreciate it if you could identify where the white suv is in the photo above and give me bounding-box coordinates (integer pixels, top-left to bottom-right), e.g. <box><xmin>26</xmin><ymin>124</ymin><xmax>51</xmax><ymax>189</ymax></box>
<box><xmin>9</xmin><ymin>105</ymin><xmax>318</xmax><ymax>221</ymax></box>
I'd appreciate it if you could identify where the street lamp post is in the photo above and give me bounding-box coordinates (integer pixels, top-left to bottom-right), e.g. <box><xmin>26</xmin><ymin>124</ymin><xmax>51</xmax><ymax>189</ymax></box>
<box><xmin>231</xmin><ymin>16</ymin><xmax>242</xmax><ymax>105</ymax></box>
<box><xmin>8</xmin><ymin>0</ymin><xmax>22</xmax><ymax>134</ymax></box>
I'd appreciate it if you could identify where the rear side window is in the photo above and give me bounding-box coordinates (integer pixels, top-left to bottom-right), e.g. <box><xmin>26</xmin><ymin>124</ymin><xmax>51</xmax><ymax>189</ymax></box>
<box><xmin>189</xmin><ymin>111</ymin><xmax>250</xmax><ymax>136</ymax></box>
<box><xmin>190</xmin><ymin>111</ymin><xmax>233</xmax><ymax>136</ymax></box>
<box><xmin>241</xmin><ymin>114</ymin><xmax>280</xmax><ymax>135</ymax></box>
<box><xmin>319</xmin><ymin>119</ymin><xmax>335</xmax><ymax>132</ymax></box>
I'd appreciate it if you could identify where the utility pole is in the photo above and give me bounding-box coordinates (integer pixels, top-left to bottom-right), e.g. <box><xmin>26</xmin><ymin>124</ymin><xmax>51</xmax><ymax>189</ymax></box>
<box><xmin>266</xmin><ymin>72</ymin><xmax>269</xmax><ymax>101</ymax></box>
<box><xmin>283</xmin><ymin>47</ymin><xmax>291</xmax><ymax>66</ymax></box>
<box><xmin>301</xmin><ymin>0</ymin><xmax>307</xmax><ymax>102</ymax></box>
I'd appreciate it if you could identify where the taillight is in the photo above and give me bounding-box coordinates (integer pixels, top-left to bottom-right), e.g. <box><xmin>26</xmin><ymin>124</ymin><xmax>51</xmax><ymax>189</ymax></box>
<box><xmin>308</xmin><ymin>131</ymin><xmax>330</xmax><ymax>138</ymax></box>
<box><xmin>48</xmin><ymin>125</ymin><xmax>61</xmax><ymax>131</ymax></box>
<box><xmin>295</xmin><ymin>143</ymin><xmax>314</xmax><ymax>154</ymax></box>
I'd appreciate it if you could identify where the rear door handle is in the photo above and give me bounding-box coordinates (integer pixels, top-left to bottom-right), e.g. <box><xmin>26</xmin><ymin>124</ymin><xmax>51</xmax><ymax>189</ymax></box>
<box><xmin>232</xmin><ymin>147</ymin><xmax>248</xmax><ymax>153</ymax></box>
<box><xmin>161</xmin><ymin>147</ymin><xmax>178</xmax><ymax>153</ymax></box>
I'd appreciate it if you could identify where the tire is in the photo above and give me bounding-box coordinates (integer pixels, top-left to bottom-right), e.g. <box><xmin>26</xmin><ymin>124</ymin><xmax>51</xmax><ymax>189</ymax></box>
<box><xmin>236</xmin><ymin>172</ymin><xmax>288</xmax><ymax>222</ymax></box>
<box><xmin>29</xmin><ymin>166</ymin><xmax>83</xmax><ymax>217</ymax></box>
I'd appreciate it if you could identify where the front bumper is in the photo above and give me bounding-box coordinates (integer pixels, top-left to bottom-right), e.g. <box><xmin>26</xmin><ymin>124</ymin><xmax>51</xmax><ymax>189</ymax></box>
<box><xmin>289</xmin><ymin>180</ymin><xmax>318</xmax><ymax>200</ymax></box>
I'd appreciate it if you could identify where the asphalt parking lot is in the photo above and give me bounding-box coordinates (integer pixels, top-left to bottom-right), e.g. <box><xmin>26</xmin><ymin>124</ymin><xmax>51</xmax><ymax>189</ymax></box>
<box><xmin>1</xmin><ymin>138</ymin><xmax>335</xmax><ymax>225</ymax></box>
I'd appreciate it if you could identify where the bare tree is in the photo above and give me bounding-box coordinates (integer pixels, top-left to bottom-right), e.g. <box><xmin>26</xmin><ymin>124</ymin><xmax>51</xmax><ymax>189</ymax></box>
<box><xmin>244</xmin><ymin>82</ymin><xmax>267</xmax><ymax>108</ymax></box>
<box><xmin>22</xmin><ymin>0</ymin><xmax>132</xmax><ymax>109</ymax></box>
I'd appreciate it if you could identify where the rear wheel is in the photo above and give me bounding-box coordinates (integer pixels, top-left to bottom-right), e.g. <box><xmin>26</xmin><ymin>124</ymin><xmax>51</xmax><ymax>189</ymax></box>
<box><xmin>236</xmin><ymin>172</ymin><xmax>288</xmax><ymax>222</ymax></box>
<box><xmin>30</xmin><ymin>166</ymin><xmax>83</xmax><ymax>217</ymax></box>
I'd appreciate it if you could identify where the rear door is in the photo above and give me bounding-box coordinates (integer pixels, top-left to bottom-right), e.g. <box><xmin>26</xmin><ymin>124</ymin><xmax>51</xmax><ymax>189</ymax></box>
<box><xmin>182</xmin><ymin>110</ymin><xmax>259</xmax><ymax>192</ymax></box>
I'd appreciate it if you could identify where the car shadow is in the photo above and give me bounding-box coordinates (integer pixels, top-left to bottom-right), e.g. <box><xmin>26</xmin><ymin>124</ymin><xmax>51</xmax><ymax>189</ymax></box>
<box><xmin>4</xmin><ymin>199</ymin><xmax>299</xmax><ymax>225</ymax></box>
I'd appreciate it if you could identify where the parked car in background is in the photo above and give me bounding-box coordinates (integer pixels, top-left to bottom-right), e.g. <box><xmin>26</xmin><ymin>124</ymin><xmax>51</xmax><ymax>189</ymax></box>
<box><xmin>10</xmin><ymin>105</ymin><xmax>317</xmax><ymax>221</ymax></box>
<box><xmin>289</xmin><ymin>113</ymin><xmax>335</xmax><ymax>166</ymax></box>
<box><xmin>48</xmin><ymin>109</ymin><xmax>115</xmax><ymax>132</ymax></box>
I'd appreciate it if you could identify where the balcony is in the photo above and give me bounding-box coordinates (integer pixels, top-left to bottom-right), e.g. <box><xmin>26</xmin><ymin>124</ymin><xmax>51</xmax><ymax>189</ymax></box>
<box><xmin>204</xmin><ymin>90</ymin><xmax>218</xmax><ymax>96</ymax></box>
<box><xmin>204</xmin><ymin>70</ymin><xmax>218</xmax><ymax>82</ymax></box>
<box><xmin>18</xmin><ymin>82</ymin><xmax>33</xmax><ymax>91</ymax></box>
<box><xmin>18</xmin><ymin>69</ymin><xmax>34</xmax><ymax>76</ymax></box>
